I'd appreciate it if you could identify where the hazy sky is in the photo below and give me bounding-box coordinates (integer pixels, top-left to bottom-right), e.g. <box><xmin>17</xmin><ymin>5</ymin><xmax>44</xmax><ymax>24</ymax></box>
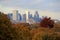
<box><xmin>0</xmin><ymin>0</ymin><xmax>60</xmax><ymax>20</ymax></box>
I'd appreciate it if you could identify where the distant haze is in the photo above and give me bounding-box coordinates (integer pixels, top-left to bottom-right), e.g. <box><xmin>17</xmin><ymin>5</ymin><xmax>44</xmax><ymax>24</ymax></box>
<box><xmin>0</xmin><ymin>0</ymin><xmax>60</xmax><ymax>20</ymax></box>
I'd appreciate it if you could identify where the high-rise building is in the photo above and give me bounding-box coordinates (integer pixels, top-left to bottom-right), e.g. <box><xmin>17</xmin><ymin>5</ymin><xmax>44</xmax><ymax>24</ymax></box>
<box><xmin>28</xmin><ymin>12</ymin><xmax>32</xmax><ymax>19</ymax></box>
<box><xmin>7</xmin><ymin>13</ymin><xmax>13</xmax><ymax>20</ymax></box>
<box><xmin>17</xmin><ymin>13</ymin><xmax>22</xmax><ymax>22</ymax></box>
<box><xmin>26</xmin><ymin>10</ymin><xmax>29</xmax><ymax>23</ymax></box>
<box><xmin>12</xmin><ymin>10</ymin><xmax>18</xmax><ymax>21</ymax></box>
<box><xmin>22</xmin><ymin>14</ymin><xmax>26</xmax><ymax>22</ymax></box>
<box><xmin>34</xmin><ymin>11</ymin><xmax>40</xmax><ymax>22</ymax></box>
<box><xmin>7</xmin><ymin>10</ymin><xmax>22</xmax><ymax>23</ymax></box>
<box><xmin>12</xmin><ymin>10</ymin><xmax>22</xmax><ymax>22</ymax></box>
<box><xmin>19</xmin><ymin>13</ymin><xmax>22</xmax><ymax>21</ymax></box>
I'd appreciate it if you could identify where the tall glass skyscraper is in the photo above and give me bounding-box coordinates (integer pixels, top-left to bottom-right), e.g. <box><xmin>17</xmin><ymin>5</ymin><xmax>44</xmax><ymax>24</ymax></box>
<box><xmin>26</xmin><ymin>10</ymin><xmax>29</xmax><ymax>23</ymax></box>
<box><xmin>34</xmin><ymin>11</ymin><xmax>40</xmax><ymax>22</ymax></box>
<box><xmin>28</xmin><ymin>12</ymin><xmax>32</xmax><ymax>19</ymax></box>
<box><xmin>7</xmin><ymin>13</ymin><xmax>13</xmax><ymax>20</ymax></box>
<box><xmin>12</xmin><ymin>10</ymin><xmax>18</xmax><ymax>21</ymax></box>
<box><xmin>16</xmin><ymin>13</ymin><xmax>22</xmax><ymax>22</ymax></box>
<box><xmin>23</xmin><ymin>14</ymin><xmax>26</xmax><ymax>22</ymax></box>
<box><xmin>12</xmin><ymin>10</ymin><xmax>22</xmax><ymax>22</ymax></box>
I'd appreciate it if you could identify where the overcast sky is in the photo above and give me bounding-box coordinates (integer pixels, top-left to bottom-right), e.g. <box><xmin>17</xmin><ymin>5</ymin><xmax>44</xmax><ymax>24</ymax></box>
<box><xmin>0</xmin><ymin>0</ymin><xmax>60</xmax><ymax>20</ymax></box>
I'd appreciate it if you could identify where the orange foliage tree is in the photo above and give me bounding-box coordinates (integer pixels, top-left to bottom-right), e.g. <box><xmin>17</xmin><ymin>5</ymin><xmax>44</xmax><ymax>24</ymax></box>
<box><xmin>0</xmin><ymin>12</ymin><xmax>19</xmax><ymax>40</ymax></box>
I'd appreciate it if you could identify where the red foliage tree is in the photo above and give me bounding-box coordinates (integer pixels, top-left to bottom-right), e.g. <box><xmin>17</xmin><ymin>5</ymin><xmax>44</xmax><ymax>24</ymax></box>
<box><xmin>40</xmin><ymin>17</ymin><xmax>54</xmax><ymax>28</ymax></box>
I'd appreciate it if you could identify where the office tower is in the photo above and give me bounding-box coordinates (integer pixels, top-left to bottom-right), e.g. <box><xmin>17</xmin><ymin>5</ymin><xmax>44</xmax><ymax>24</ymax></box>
<box><xmin>19</xmin><ymin>13</ymin><xmax>22</xmax><ymax>21</ymax></box>
<box><xmin>17</xmin><ymin>13</ymin><xmax>22</xmax><ymax>22</ymax></box>
<box><xmin>39</xmin><ymin>17</ymin><xmax>42</xmax><ymax>22</ymax></box>
<box><xmin>28</xmin><ymin>12</ymin><xmax>32</xmax><ymax>19</ymax></box>
<box><xmin>26</xmin><ymin>10</ymin><xmax>29</xmax><ymax>23</ymax></box>
<box><xmin>12</xmin><ymin>10</ymin><xmax>22</xmax><ymax>22</ymax></box>
<box><xmin>12</xmin><ymin>10</ymin><xmax>19</xmax><ymax>21</ymax></box>
<box><xmin>34</xmin><ymin>11</ymin><xmax>40</xmax><ymax>22</ymax></box>
<box><xmin>7</xmin><ymin>13</ymin><xmax>13</xmax><ymax>20</ymax></box>
<box><xmin>23</xmin><ymin>14</ymin><xmax>26</xmax><ymax>22</ymax></box>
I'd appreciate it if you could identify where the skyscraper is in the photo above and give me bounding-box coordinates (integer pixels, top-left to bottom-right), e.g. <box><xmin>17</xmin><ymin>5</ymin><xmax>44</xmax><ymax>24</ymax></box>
<box><xmin>23</xmin><ymin>14</ymin><xmax>26</xmax><ymax>22</ymax></box>
<box><xmin>17</xmin><ymin>13</ymin><xmax>22</xmax><ymax>22</ymax></box>
<box><xmin>34</xmin><ymin>11</ymin><xmax>40</xmax><ymax>22</ymax></box>
<box><xmin>19</xmin><ymin>13</ymin><xmax>22</xmax><ymax>21</ymax></box>
<box><xmin>26</xmin><ymin>10</ymin><xmax>29</xmax><ymax>23</ymax></box>
<box><xmin>28</xmin><ymin>12</ymin><xmax>32</xmax><ymax>19</ymax></box>
<box><xmin>12</xmin><ymin>10</ymin><xmax>20</xmax><ymax>21</ymax></box>
<box><xmin>12</xmin><ymin>10</ymin><xmax>22</xmax><ymax>22</ymax></box>
<box><xmin>7</xmin><ymin>13</ymin><xmax>13</xmax><ymax>20</ymax></box>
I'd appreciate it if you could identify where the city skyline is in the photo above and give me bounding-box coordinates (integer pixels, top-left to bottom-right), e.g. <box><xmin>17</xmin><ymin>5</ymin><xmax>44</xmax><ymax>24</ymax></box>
<box><xmin>2</xmin><ymin>9</ymin><xmax>60</xmax><ymax>20</ymax></box>
<box><xmin>7</xmin><ymin>10</ymin><xmax>41</xmax><ymax>24</ymax></box>
<box><xmin>0</xmin><ymin>0</ymin><xmax>60</xmax><ymax>20</ymax></box>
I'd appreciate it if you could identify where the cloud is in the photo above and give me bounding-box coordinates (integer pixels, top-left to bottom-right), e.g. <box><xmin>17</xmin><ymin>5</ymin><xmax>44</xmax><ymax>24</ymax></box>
<box><xmin>0</xmin><ymin>0</ymin><xmax>60</xmax><ymax>12</ymax></box>
<box><xmin>0</xmin><ymin>6</ymin><xmax>60</xmax><ymax>20</ymax></box>
<box><xmin>0</xmin><ymin>0</ymin><xmax>8</xmax><ymax>1</ymax></box>
<box><xmin>28</xmin><ymin>0</ymin><xmax>41</xmax><ymax>5</ymax></box>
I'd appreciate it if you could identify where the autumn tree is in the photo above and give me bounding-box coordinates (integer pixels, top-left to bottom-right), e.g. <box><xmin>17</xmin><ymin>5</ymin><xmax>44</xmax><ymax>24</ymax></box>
<box><xmin>40</xmin><ymin>17</ymin><xmax>54</xmax><ymax>28</ymax></box>
<box><xmin>14</xmin><ymin>23</ymin><xmax>32</xmax><ymax>40</ymax></box>
<box><xmin>0</xmin><ymin>12</ymin><xmax>18</xmax><ymax>40</ymax></box>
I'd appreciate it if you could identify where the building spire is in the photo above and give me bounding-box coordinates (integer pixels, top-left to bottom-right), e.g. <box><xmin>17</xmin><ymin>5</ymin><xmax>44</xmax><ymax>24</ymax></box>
<box><xmin>26</xmin><ymin>8</ymin><xmax>29</xmax><ymax>23</ymax></box>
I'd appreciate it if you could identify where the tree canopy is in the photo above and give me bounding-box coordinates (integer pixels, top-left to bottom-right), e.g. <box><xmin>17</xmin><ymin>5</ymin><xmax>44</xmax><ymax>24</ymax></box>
<box><xmin>40</xmin><ymin>17</ymin><xmax>54</xmax><ymax>28</ymax></box>
<box><xmin>0</xmin><ymin>12</ymin><xmax>17</xmax><ymax>40</ymax></box>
